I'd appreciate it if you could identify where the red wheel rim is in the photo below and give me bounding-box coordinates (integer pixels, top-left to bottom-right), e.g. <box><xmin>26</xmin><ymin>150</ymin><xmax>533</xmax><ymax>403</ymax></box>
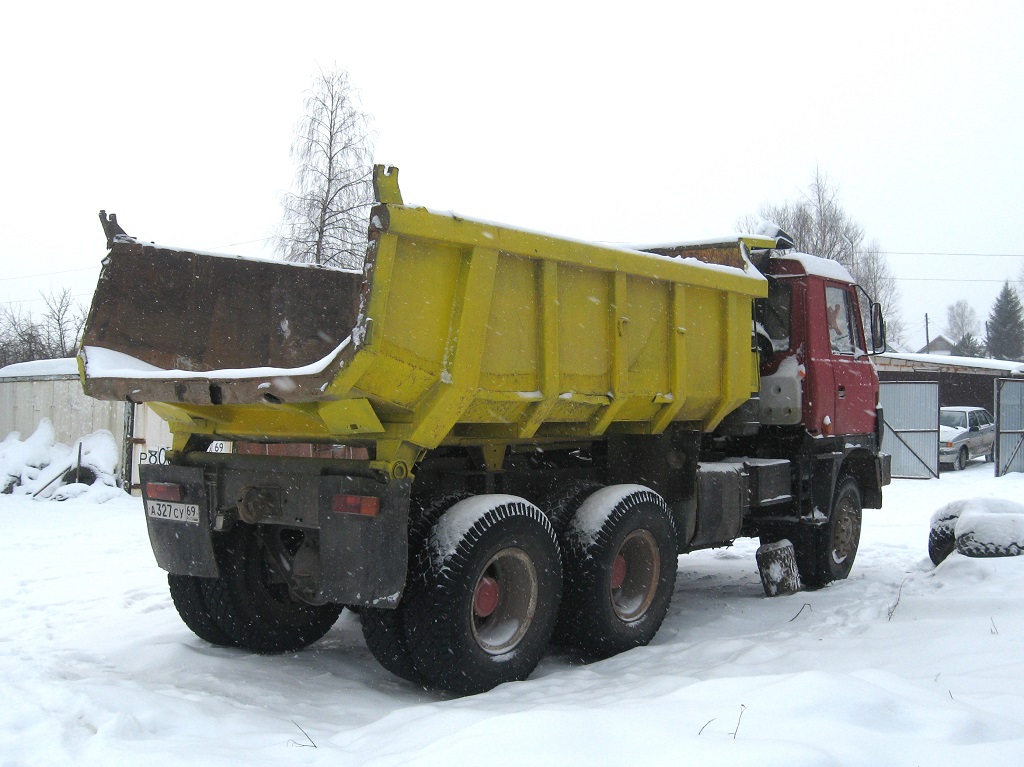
<box><xmin>474</xmin><ymin>575</ymin><xmax>500</xmax><ymax>617</ymax></box>
<box><xmin>610</xmin><ymin>554</ymin><xmax>627</xmax><ymax>590</ymax></box>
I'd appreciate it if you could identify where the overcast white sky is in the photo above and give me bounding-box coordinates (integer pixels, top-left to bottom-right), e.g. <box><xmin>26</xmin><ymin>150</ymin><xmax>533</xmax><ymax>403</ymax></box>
<box><xmin>2</xmin><ymin>1</ymin><xmax>1022</xmax><ymax>352</ymax></box>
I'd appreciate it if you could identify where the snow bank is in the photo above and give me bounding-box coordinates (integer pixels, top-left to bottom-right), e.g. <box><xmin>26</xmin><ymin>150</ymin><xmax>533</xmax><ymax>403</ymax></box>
<box><xmin>0</xmin><ymin>420</ymin><xmax>127</xmax><ymax>501</ymax></box>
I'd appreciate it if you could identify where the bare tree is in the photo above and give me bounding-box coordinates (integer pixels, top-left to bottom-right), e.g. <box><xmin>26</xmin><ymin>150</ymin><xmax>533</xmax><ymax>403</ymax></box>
<box><xmin>277</xmin><ymin>67</ymin><xmax>374</xmax><ymax>270</ymax></box>
<box><xmin>0</xmin><ymin>289</ymin><xmax>86</xmax><ymax>367</ymax></box>
<box><xmin>740</xmin><ymin>170</ymin><xmax>905</xmax><ymax>347</ymax></box>
<box><xmin>0</xmin><ymin>304</ymin><xmax>43</xmax><ymax>367</ymax></box>
<box><xmin>853</xmin><ymin>240</ymin><xmax>906</xmax><ymax>348</ymax></box>
<box><xmin>945</xmin><ymin>299</ymin><xmax>980</xmax><ymax>343</ymax></box>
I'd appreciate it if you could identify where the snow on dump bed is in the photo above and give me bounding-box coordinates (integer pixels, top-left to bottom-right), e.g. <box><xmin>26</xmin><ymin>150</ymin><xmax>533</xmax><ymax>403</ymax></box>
<box><xmin>112</xmin><ymin>237</ymin><xmax>364</xmax><ymax>274</ymax></box>
<box><xmin>80</xmin><ymin>337</ymin><xmax>351</xmax><ymax>380</ymax></box>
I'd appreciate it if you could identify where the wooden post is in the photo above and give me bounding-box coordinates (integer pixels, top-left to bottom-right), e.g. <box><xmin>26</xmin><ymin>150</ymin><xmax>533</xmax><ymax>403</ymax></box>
<box><xmin>756</xmin><ymin>539</ymin><xmax>803</xmax><ymax>597</ymax></box>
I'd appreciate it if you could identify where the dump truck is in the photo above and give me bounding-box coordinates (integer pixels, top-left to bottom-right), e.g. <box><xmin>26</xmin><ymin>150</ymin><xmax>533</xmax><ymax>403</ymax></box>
<box><xmin>79</xmin><ymin>165</ymin><xmax>890</xmax><ymax>694</ymax></box>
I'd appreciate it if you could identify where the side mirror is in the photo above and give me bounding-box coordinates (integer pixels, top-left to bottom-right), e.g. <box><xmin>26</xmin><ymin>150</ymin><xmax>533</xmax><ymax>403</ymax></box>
<box><xmin>870</xmin><ymin>302</ymin><xmax>886</xmax><ymax>353</ymax></box>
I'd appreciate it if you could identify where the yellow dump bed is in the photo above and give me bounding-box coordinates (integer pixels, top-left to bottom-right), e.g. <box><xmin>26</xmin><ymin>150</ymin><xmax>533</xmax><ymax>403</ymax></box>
<box><xmin>80</xmin><ymin>166</ymin><xmax>769</xmax><ymax>473</ymax></box>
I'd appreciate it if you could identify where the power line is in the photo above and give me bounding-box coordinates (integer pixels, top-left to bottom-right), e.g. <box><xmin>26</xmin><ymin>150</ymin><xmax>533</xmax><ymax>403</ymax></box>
<box><xmin>0</xmin><ymin>266</ymin><xmax>99</xmax><ymax>282</ymax></box>
<box><xmin>882</xmin><ymin>251</ymin><xmax>1024</xmax><ymax>258</ymax></box>
<box><xmin>1</xmin><ymin>292</ymin><xmax>92</xmax><ymax>308</ymax></box>
<box><xmin>893</xmin><ymin>277</ymin><xmax>1020</xmax><ymax>284</ymax></box>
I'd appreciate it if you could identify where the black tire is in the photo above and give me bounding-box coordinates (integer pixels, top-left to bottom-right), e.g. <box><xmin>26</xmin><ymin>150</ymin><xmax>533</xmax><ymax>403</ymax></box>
<box><xmin>360</xmin><ymin>493</ymin><xmax>471</xmax><ymax>685</ymax></box>
<box><xmin>955</xmin><ymin>512</ymin><xmax>1024</xmax><ymax>558</ymax></box>
<box><xmin>167</xmin><ymin>573</ymin><xmax>239</xmax><ymax>647</ymax></box>
<box><xmin>801</xmin><ymin>477</ymin><xmax>862</xmax><ymax>590</ymax></box>
<box><xmin>928</xmin><ymin>510</ymin><xmax>961</xmax><ymax>566</ymax></box>
<box><xmin>201</xmin><ymin>525</ymin><xmax>342</xmax><ymax>654</ymax></box>
<box><xmin>360</xmin><ymin>606</ymin><xmax>418</xmax><ymax>681</ymax></box>
<box><xmin>402</xmin><ymin>497</ymin><xmax>562</xmax><ymax>695</ymax></box>
<box><xmin>543</xmin><ymin>480</ymin><xmax>603</xmax><ymax>534</ymax></box>
<box><xmin>555</xmin><ymin>487</ymin><xmax>677</xmax><ymax>661</ymax></box>
<box><xmin>954</xmin><ymin>447</ymin><xmax>968</xmax><ymax>471</ymax></box>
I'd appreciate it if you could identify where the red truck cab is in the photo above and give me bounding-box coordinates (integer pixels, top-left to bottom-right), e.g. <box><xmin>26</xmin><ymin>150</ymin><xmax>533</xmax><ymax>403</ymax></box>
<box><xmin>757</xmin><ymin>253</ymin><xmax>881</xmax><ymax>440</ymax></box>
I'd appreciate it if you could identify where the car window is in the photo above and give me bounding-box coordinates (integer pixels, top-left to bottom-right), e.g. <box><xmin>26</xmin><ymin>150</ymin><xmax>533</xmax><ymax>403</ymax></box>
<box><xmin>981</xmin><ymin>411</ymin><xmax>993</xmax><ymax>426</ymax></box>
<box><xmin>969</xmin><ymin>411</ymin><xmax>979</xmax><ymax>429</ymax></box>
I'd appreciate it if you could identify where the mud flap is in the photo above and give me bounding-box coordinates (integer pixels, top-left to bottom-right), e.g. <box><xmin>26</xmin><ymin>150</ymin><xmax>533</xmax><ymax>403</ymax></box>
<box><xmin>140</xmin><ymin>464</ymin><xmax>218</xmax><ymax>577</ymax></box>
<box><xmin>317</xmin><ymin>476</ymin><xmax>412</xmax><ymax>607</ymax></box>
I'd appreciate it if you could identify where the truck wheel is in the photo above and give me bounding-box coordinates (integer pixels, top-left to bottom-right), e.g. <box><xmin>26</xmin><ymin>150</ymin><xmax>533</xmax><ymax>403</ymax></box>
<box><xmin>360</xmin><ymin>493</ymin><xmax>470</xmax><ymax>685</ymax></box>
<box><xmin>202</xmin><ymin>525</ymin><xmax>342</xmax><ymax>654</ymax></box>
<box><xmin>802</xmin><ymin>477</ymin><xmax>862</xmax><ymax>589</ymax></box>
<box><xmin>543</xmin><ymin>480</ymin><xmax>603</xmax><ymax>533</ymax></box>
<box><xmin>556</xmin><ymin>486</ymin><xmax>677</xmax><ymax>660</ymax></box>
<box><xmin>954</xmin><ymin>447</ymin><xmax>968</xmax><ymax>471</ymax></box>
<box><xmin>167</xmin><ymin>573</ymin><xmax>239</xmax><ymax>647</ymax></box>
<box><xmin>402</xmin><ymin>497</ymin><xmax>562</xmax><ymax>695</ymax></box>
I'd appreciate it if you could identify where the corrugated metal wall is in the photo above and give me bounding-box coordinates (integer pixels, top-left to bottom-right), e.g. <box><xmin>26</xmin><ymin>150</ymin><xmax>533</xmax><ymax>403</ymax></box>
<box><xmin>879</xmin><ymin>380</ymin><xmax>940</xmax><ymax>479</ymax></box>
<box><xmin>0</xmin><ymin>374</ymin><xmax>126</xmax><ymax>446</ymax></box>
<box><xmin>0</xmin><ymin>372</ymin><xmax>175</xmax><ymax>492</ymax></box>
<box><xmin>996</xmin><ymin>378</ymin><xmax>1024</xmax><ymax>476</ymax></box>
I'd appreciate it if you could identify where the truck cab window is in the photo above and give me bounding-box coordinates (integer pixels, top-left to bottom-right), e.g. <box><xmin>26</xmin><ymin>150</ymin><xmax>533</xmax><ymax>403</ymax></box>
<box><xmin>825</xmin><ymin>285</ymin><xmax>856</xmax><ymax>355</ymax></box>
<box><xmin>756</xmin><ymin>280</ymin><xmax>792</xmax><ymax>353</ymax></box>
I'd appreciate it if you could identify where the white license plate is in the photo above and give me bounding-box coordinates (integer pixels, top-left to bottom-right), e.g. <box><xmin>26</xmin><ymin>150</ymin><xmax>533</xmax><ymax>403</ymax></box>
<box><xmin>146</xmin><ymin>500</ymin><xmax>201</xmax><ymax>524</ymax></box>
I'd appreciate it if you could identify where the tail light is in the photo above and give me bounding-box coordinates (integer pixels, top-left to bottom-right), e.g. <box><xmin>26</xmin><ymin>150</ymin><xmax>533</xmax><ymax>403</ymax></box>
<box><xmin>146</xmin><ymin>482</ymin><xmax>184</xmax><ymax>502</ymax></box>
<box><xmin>332</xmin><ymin>494</ymin><xmax>380</xmax><ymax>516</ymax></box>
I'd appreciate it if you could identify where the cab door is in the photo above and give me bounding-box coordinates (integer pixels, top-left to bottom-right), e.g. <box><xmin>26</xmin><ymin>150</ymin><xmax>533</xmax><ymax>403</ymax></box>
<box><xmin>823</xmin><ymin>282</ymin><xmax>878</xmax><ymax>437</ymax></box>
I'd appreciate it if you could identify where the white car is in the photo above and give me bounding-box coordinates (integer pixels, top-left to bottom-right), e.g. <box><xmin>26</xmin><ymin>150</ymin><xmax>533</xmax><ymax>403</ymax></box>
<box><xmin>939</xmin><ymin>406</ymin><xmax>995</xmax><ymax>470</ymax></box>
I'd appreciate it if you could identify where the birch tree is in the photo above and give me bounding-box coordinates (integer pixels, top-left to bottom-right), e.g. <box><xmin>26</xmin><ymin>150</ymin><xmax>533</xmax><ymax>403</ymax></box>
<box><xmin>277</xmin><ymin>67</ymin><xmax>374</xmax><ymax>270</ymax></box>
<box><xmin>741</xmin><ymin>170</ymin><xmax>905</xmax><ymax>347</ymax></box>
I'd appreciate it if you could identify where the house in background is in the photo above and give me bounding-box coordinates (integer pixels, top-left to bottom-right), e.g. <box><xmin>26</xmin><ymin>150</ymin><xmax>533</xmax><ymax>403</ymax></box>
<box><xmin>875</xmin><ymin>351</ymin><xmax>1024</xmax><ymax>412</ymax></box>
<box><xmin>915</xmin><ymin>334</ymin><xmax>955</xmax><ymax>355</ymax></box>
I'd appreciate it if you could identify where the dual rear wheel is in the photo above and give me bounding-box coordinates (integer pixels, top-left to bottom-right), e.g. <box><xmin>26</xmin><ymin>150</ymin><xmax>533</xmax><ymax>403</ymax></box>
<box><xmin>362</xmin><ymin>487</ymin><xmax>678</xmax><ymax>694</ymax></box>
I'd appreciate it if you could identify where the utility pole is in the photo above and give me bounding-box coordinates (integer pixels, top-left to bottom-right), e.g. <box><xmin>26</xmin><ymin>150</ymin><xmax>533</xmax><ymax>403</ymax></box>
<box><xmin>924</xmin><ymin>313</ymin><xmax>930</xmax><ymax>353</ymax></box>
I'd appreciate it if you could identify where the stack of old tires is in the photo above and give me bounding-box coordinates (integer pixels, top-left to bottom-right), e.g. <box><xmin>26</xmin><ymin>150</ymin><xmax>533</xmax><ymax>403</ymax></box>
<box><xmin>928</xmin><ymin>498</ymin><xmax>1024</xmax><ymax>565</ymax></box>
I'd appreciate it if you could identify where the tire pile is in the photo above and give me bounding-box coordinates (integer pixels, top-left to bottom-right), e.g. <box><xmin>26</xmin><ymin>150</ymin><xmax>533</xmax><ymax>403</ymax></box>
<box><xmin>928</xmin><ymin>498</ymin><xmax>1024</xmax><ymax>565</ymax></box>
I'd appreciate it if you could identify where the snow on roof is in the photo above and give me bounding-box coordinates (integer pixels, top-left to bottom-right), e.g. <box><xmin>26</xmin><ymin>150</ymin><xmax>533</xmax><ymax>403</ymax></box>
<box><xmin>878</xmin><ymin>351</ymin><xmax>1024</xmax><ymax>375</ymax></box>
<box><xmin>0</xmin><ymin>358</ymin><xmax>79</xmax><ymax>379</ymax></box>
<box><xmin>779</xmin><ymin>252</ymin><xmax>855</xmax><ymax>282</ymax></box>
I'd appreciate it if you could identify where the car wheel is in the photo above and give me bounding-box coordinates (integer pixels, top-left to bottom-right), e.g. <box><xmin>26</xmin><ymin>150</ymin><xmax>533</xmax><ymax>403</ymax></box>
<box><xmin>954</xmin><ymin>447</ymin><xmax>968</xmax><ymax>471</ymax></box>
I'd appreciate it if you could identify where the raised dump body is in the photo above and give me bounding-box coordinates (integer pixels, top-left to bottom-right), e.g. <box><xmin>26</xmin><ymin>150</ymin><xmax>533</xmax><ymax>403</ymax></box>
<box><xmin>81</xmin><ymin>166</ymin><xmax>770</xmax><ymax>473</ymax></box>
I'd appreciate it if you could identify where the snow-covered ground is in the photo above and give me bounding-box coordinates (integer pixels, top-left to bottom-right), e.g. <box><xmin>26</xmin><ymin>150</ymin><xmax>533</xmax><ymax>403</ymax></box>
<box><xmin>3</xmin><ymin>460</ymin><xmax>1024</xmax><ymax>766</ymax></box>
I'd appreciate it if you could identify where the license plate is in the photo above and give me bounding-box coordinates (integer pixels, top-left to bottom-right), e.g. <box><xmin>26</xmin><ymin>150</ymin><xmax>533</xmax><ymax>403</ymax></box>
<box><xmin>146</xmin><ymin>500</ymin><xmax>201</xmax><ymax>524</ymax></box>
